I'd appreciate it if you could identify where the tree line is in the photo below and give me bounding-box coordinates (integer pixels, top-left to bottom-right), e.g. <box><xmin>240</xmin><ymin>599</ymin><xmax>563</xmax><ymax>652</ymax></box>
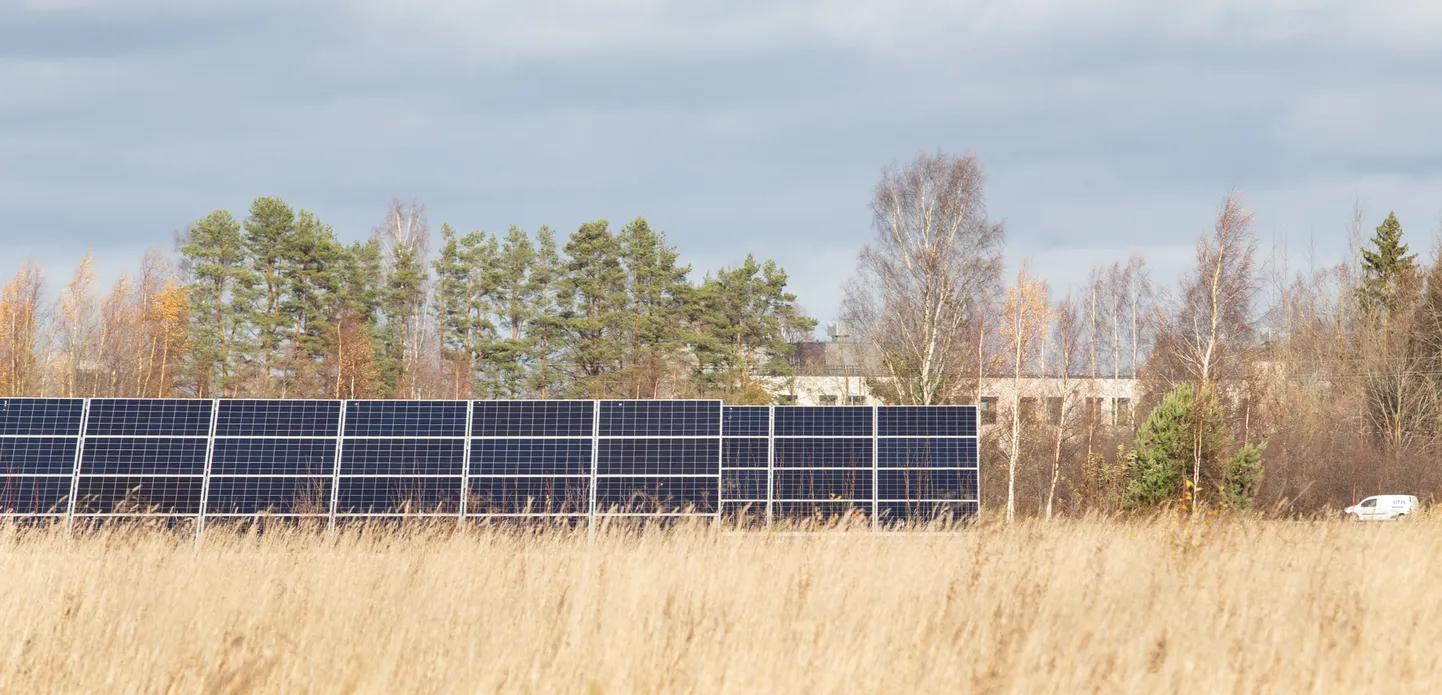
<box><xmin>4</xmin><ymin>150</ymin><xmax>1438</xmax><ymax>515</ymax></box>
<box><xmin>0</xmin><ymin>199</ymin><xmax>814</xmax><ymax>404</ymax></box>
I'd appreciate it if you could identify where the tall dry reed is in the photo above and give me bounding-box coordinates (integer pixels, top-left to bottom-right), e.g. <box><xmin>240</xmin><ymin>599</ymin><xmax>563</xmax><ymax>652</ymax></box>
<box><xmin>0</xmin><ymin>516</ymin><xmax>1438</xmax><ymax>693</ymax></box>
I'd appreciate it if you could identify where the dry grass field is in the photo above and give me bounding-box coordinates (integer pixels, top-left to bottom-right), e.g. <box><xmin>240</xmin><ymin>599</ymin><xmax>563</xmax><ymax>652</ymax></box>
<box><xmin>2</xmin><ymin>515</ymin><xmax>1440</xmax><ymax>694</ymax></box>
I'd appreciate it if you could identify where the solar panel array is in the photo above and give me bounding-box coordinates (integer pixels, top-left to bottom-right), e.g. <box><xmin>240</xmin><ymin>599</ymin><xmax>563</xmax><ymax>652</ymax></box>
<box><xmin>0</xmin><ymin>398</ymin><xmax>978</xmax><ymax>530</ymax></box>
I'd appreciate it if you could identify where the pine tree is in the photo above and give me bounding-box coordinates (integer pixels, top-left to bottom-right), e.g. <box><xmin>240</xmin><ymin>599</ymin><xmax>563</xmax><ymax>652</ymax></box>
<box><xmin>1358</xmin><ymin>211</ymin><xmax>1419</xmax><ymax>320</ymax></box>
<box><xmin>240</xmin><ymin>197</ymin><xmax>297</xmax><ymax>395</ymax></box>
<box><xmin>378</xmin><ymin>240</ymin><xmax>426</xmax><ymax>398</ymax></box>
<box><xmin>558</xmin><ymin>220</ymin><xmax>629</xmax><ymax>397</ymax></box>
<box><xmin>181</xmin><ymin>210</ymin><xmax>252</xmax><ymax>397</ymax></box>
<box><xmin>279</xmin><ymin>210</ymin><xmax>342</xmax><ymax>395</ymax></box>
<box><xmin>329</xmin><ymin>240</ymin><xmax>384</xmax><ymax>398</ymax></box>
<box><xmin>528</xmin><ymin>226</ymin><xmax>565</xmax><ymax>399</ymax></box>
<box><xmin>617</xmin><ymin>217</ymin><xmax>691</xmax><ymax>398</ymax></box>
<box><xmin>693</xmin><ymin>255</ymin><xmax>815</xmax><ymax>403</ymax></box>
<box><xmin>496</xmin><ymin>226</ymin><xmax>536</xmax><ymax>398</ymax></box>
<box><xmin>432</xmin><ymin>225</ymin><xmax>503</xmax><ymax>398</ymax></box>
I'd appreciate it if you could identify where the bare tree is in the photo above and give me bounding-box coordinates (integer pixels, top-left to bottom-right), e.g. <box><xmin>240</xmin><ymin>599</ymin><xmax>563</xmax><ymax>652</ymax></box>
<box><xmin>999</xmin><ymin>265</ymin><xmax>1050</xmax><ymax>522</ymax></box>
<box><xmin>1157</xmin><ymin>192</ymin><xmax>1260</xmax><ymax>513</ymax></box>
<box><xmin>843</xmin><ymin>151</ymin><xmax>1004</xmax><ymax>405</ymax></box>
<box><xmin>1047</xmin><ymin>295</ymin><xmax>1083</xmax><ymax>519</ymax></box>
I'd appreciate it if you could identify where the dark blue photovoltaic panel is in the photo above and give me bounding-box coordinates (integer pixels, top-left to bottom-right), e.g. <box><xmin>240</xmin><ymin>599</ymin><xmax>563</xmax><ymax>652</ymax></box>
<box><xmin>0</xmin><ymin>476</ymin><xmax>71</xmax><ymax>514</ymax></box>
<box><xmin>0</xmin><ymin>399</ymin><xmax>84</xmax><ymax>435</ymax></box>
<box><xmin>596</xmin><ymin>476</ymin><xmax>717</xmax><ymax>513</ymax></box>
<box><xmin>205</xmin><ymin>477</ymin><xmax>333</xmax><ymax>514</ymax></box>
<box><xmin>211</xmin><ymin>439</ymin><xmax>336</xmax><ymax>475</ymax></box>
<box><xmin>723</xmin><ymin>438</ymin><xmax>767</xmax><ymax>469</ymax></box>
<box><xmin>80</xmin><ymin>438</ymin><xmax>207</xmax><ymax>475</ymax></box>
<box><xmin>468</xmin><ymin>477</ymin><xmax>591</xmax><ymax>514</ymax></box>
<box><xmin>722</xmin><ymin>406</ymin><xmax>769</xmax><ymax>437</ymax></box>
<box><xmin>774</xmin><ymin>438</ymin><xmax>871</xmax><ymax>469</ymax></box>
<box><xmin>878</xmin><ymin>438</ymin><xmax>978</xmax><ymax>469</ymax></box>
<box><xmin>0</xmin><ymin>437</ymin><xmax>78</xmax><ymax>474</ymax></box>
<box><xmin>774</xmin><ymin>470</ymin><xmax>871</xmax><ymax>500</ymax></box>
<box><xmin>74</xmin><ymin>476</ymin><xmax>202</xmax><ymax>514</ymax></box>
<box><xmin>597</xmin><ymin>439</ymin><xmax>719</xmax><ymax>475</ymax></box>
<box><xmin>598</xmin><ymin>400</ymin><xmax>720</xmax><ymax>437</ymax></box>
<box><xmin>85</xmin><ymin>399</ymin><xmax>213</xmax><ymax>436</ymax></box>
<box><xmin>877</xmin><ymin>406</ymin><xmax>977</xmax><ymax>437</ymax></box>
<box><xmin>878</xmin><ymin>501</ymin><xmax>977</xmax><ymax>523</ymax></box>
<box><xmin>343</xmin><ymin>401</ymin><xmax>467</xmax><ymax>437</ymax></box>
<box><xmin>471</xmin><ymin>439</ymin><xmax>591</xmax><ymax>475</ymax></box>
<box><xmin>472</xmin><ymin>401</ymin><xmax>594</xmax><ymax>437</ymax></box>
<box><xmin>339</xmin><ymin>439</ymin><xmax>465</xmax><ymax>475</ymax></box>
<box><xmin>878</xmin><ymin>470</ymin><xmax>976</xmax><ymax>501</ymax></box>
<box><xmin>335</xmin><ymin>477</ymin><xmax>461</xmax><ymax>514</ymax></box>
<box><xmin>215</xmin><ymin>400</ymin><xmax>340</xmax><ymax>437</ymax></box>
<box><xmin>773</xmin><ymin>502</ymin><xmax>869</xmax><ymax>519</ymax></box>
<box><xmin>773</xmin><ymin>406</ymin><xmax>873</xmax><ymax>437</ymax></box>
<box><xmin>721</xmin><ymin>470</ymin><xmax>768</xmax><ymax>500</ymax></box>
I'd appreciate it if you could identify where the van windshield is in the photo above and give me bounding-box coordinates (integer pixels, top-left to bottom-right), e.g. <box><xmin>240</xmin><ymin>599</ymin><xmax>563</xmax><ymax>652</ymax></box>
<box><xmin>1361</xmin><ymin>499</ymin><xmax>1377</xmax><ymax>507</ymax></box>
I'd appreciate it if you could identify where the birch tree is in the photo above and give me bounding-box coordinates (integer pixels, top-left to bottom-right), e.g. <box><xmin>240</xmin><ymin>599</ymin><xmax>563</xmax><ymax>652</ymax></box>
<box><xmin>999</xmin><ymin>266</ymin><xmax>1050</xmax><ymax>522</ymax></box>
<box><xmin>843</xmin><ymin>151</ymin><xmax>1004</xmax><ymax>405</ymax></box>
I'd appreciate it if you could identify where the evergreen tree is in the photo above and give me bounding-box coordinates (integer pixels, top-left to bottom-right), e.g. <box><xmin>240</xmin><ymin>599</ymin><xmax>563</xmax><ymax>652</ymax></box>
<box><xmin>1358</xmin><ymin>211</ymin><xmax>1419</xmax><ymax>320</ymax></box>
<box><xmin>1124</xmin><ymin>384</ymin><xmax>1258</xmax><ymax>509</ymax></box>
<box><xmin>378</xmin><ymin>240</ymin><xmax>427</xmax><ymax>398</ymax></box>
<box><xmin>496</xmin><ymin>226</ymin><xmax>536</xmax><ymax>398</ymax></box>
<box><xmin>328</xmin><ymin>240</ymin><xmax>384</xmax><ymax>398</ymax></box>
<box><xmin>240</xmin><ymin>196</ymin><xmax>297</xmax><ymax>395</ymax></box>
<box><xmin>528</xmin><ymin>226</ymin><xmax>566</xmax><ymax>399</ymax></box>
<box><xmin>693</xmin><ymin>255</ymin><xmax>815</xmax><ymax>403</ymax></box>
<box><xmin>180</xmin><ymin>209</ymin><xmax>253</xmax><ymax>397</ymax></box>
<box><xmin>279</xmin><ymin>210</ymin><xmax>342</xmax><ymax>394</ymax></box>
<box><xmin>617</xmin><ymin>217</ymin><xmax>691</xmax><ymax>398</ymax></box>
<box><xmin>558</xmin><ymin>220</ymin><xmax>629</xmax><ymax>397</ymax></box>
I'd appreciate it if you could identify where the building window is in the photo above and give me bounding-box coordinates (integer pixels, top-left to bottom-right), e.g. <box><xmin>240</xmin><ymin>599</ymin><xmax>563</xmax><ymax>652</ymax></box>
<box><xmin>1019</xmin><ymin>397</ymin><xmax>1039</xmax><ymax>421</ymax></box>
<box><xmin>819</xmin><ymin>395</ymin><xmax>839</xmax><ymax>406</ymax></box>
<box><xmin>1085</xmin><ymin>397</ymin><xmax>1104</xmax><ymax>421</ymax></box>
<box><xmin>847</xmin><ymin>395</ymin><xmax>866</xmax><ymax>405</ymax></box>
<box><xmin>1112</xmin><ymin>398</ymin><xmax>1132</xmax><ymax>426</ymax></box>
<box><xmin>778</xmin><ymin>394</ymin><xmax>797</xmax><ymax>405</ymax></box>
<box><xmin>980</xmin><ymin>396</ymin><xmax>998</xmax><ymax>425</ymax></box>
<box><xmin>1046</xmin><ymin>397</ymin><xmax>1063</xmax><ymax>425</ymax></box>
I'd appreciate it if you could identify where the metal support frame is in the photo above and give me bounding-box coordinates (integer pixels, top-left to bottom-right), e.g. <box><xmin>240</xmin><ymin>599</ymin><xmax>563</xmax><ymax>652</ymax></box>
<box><xmin>715</xmin><ymin>404</ymin><xmax>724</xmax><ymax>527</ymax></box>
<box><xmin>766</xmin><ymin>406</ymin><xmax>775</xmax><ymax>529</ymax></box>
<box><xmin>458</xmin><ymin>400</ymin><xmax>474</xmax><ymax>526</ymax></box>
<box><xmin>328</xmin><ymin>400</ymin><xmax>347</xmax><ymax>535</ymax></box>
<box><xmin>64</xmin><ymin>398</ymin><xmax>91</xmax><ymax>534</ymax></box>
<box><xmin>588</xmin><ymin>400</ymin><xmax>600</xmax><ymax>534</ymax></box>
<box><xmin>871</xmin><ymin>405</ymin><xmax>879</xmax><ymax>530</ymax></box>
<box><xmin>195</xmin><ymin>398</ymin><xmax>221</xmax><ymax>542</ymax></box>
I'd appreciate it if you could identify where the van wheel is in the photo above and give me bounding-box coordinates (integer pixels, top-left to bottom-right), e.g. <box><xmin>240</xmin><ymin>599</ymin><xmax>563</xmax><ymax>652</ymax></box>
<box><xmin>1396</xmin><ymin>513</ymin><xmax>1408</xmax><ymax>521</ymax></box>
<box><xmin>1350</xmin><ymin>513</ymin><xmax>1361</xmax><ymax>522</ymax></box>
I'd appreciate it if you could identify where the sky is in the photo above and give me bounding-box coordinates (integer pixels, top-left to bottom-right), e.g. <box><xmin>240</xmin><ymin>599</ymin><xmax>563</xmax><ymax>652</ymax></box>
<box><xmin>4</xmin><ymin>1</ymin><xmax>1442</xmax><ymax>331</ymax></box>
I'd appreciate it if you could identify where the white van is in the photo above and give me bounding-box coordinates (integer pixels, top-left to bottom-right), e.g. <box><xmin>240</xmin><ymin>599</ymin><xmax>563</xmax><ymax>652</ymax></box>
<box><xmin>1344</xmin><ymin>495</ymin><xmax>1419</xmax><ymax>521</ymax></box>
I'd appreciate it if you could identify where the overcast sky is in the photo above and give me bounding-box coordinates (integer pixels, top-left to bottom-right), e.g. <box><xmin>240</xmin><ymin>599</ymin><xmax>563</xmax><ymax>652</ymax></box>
<box><xmin>4</xmin><ymin>1</ymin><xmax>1442</xmax><ymax>330</ymax></box>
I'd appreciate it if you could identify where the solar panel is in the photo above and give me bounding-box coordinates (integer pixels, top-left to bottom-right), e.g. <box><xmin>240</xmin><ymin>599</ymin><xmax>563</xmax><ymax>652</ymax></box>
<box><xmin>339</xmin><ymin>439</ymin><xmax>466</xmax><ymax>475</ymax></box>
<box><xmin>335</xmin><ymin>477</ymin><xmax>462</xmax><ymax>515</ymax></box>
<box><xmin>74</xmin><ymin>476</ymin><xmax>203</xmax><ymax>515</ymax></box>
<box><xmin>215</xmin><ymin>400</ymin><xmax>341</xmax><ymax>438</ymax></box>
<box><xmin>0</xmin><ymin>437</ymin><xmax>79</xmax><ymax>474</ymax></box>
<box><xmin>205</xmin><ymin>477</ymin><xmax>332</xmax><ymax>515</ymax></box>
<box><xmin>343</xmin><ymin>400</ymin><xmax>467</xmax><ymax>437</ymax></box>
<box><xmin>598</xmin><ymin>400</ymin><xmax>720</xmax><ymax>437</ymax></box>
<box><xmin>877</xmin><ymin>405</ymin><xmax>977</xmax><ymax>437</ymax></box>
<box><xmin>721</xmin><ymin>406</ymin><xmax>769</xmax><ymax>437</ymax></box>
<box><xmin>472</xmin><ymin>400</ymin><xmax>593</xmax><ymax>437</ymax></box>
<box><xmin>0</xmin><ymin>398</ymin><xmax>979</xmax><ymax>528</ymax></box>
<box><xmin>0</xmin><ymin>476</ymin><xmax>71</xmax><ymax>514</ymax></box>
<box><xmin>85</xmin><ymin>399</ymin><xmax>213</xmax><ymax>436</ymax></box>
<box><xmin>0</xmin><ymin>398</ymin><xmax>84</xmax><ymax>435</ymax></box>
<box><xmin>211</xmin><ymin>439</ymin><xmax>336</xmax><ymax>475</ymax></box>
<box><xmin>471</xmin><ymin>439</ymin><xmax>591</xmax><ymax>475</ymax></box>
<box><xmin>468</xmin><ymin>476</ymin><xmax>590</xmax><ymax>515</ymax></box>
<box><xmin>80</xmin><ymin>438</ymin><xmax>209</xmax><ymax>475</ymax></box>
<box><xmin>773</xmin><ymin>406</ymin><xmax>872</xmax><ymax>437</ymax></box>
